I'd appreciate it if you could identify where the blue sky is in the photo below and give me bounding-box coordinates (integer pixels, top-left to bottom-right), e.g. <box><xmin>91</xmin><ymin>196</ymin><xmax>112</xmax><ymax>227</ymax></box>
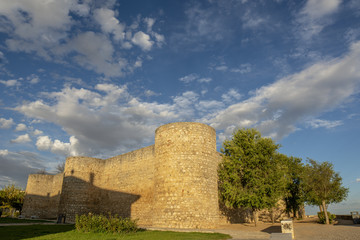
<box><xmin>0</xmin><ymin>0</ymin><xmax>359</xmax><ymax>215</ymax></box>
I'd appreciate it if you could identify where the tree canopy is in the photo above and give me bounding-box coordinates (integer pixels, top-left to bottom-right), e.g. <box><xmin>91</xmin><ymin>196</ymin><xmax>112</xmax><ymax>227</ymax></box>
<box><xmin>0</xmin><ymin>185</ymin><xmax>25</xmax><ymax>212</ymax></box>
<box><xmin>303</xmin><ymin>159</ymin><xmax>349</xmax><ymax>224</ymax></box>
<box><xmin>218</xmin><ymin>128</ymin><xmax>287</xmax><ymax>225</ymax></box>
<box><xmin>282</xmin><ymin>154</ymin><xmax>305</xmax><ymax>218</ymax></box>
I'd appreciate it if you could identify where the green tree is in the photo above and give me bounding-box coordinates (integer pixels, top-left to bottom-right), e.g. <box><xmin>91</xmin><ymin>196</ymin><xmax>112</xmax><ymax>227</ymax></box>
<box><xmin>282</xmin><ymin>155</ymin><xmax>305</xmax><ymax>219</ymax></box>
<box><xmin>303</xmin><ymin>159</ymin><xmax>349</xmax><ymax>224</ymax></box>
<box><xmin>0</xmin><ymin>185</ymin><xmax>25</xmax><ymax>213</ymax></box>
<box><xmin>218</xmin><ymin>128</ymin><xmax>286</xmax><ymax>226</ymax></box>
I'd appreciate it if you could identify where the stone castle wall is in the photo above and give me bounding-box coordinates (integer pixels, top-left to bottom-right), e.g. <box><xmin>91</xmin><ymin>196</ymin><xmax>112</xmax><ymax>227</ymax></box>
<box><xmin>23</xmin><ymin>122</ymin><xmax>221</xmax><ymax>228</ymax></box>
<box><xmin>22</xmin><ymin>173</ymin><xmax>63</xmax><ymax>218</ymax></box>
<box><xmin>152</xmin><ymin>122</ymin><xmax>220</xmax><ymax>228</ymax></box>
<box><xmin>99</xmin><ymin>145</ymin><xmax>155</xmax><ymax>225</ymax></box>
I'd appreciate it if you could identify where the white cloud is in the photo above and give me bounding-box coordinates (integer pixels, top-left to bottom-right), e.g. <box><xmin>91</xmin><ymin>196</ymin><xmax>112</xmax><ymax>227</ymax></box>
<box><xmin>198</xmin><ymin>78</ymin><xmax>212</xmax><ymax>83</ymax></box>
<box><xmin>242</xmin><ymin>9</ymin><xmax>266</xmax><ymax>29</ymax></box>
<box><xmin>144</xmin><ymin>90</ymin><xmax>160</xmax><ymax>97</ymax></box>
<box><xmin>179</xmin><ymin>73</ymin><xmax>199</xmax><ymax>83</ymax></box>
<box><xmin>302</xmin><ymin>0</ymin><xmax>341</xmax><ymax>20</ymax></box>
<box><xmin>356</xmin><ymin>178</ymin><xmax>360</xmax><ymax>182</ymax></box>
<box><xmin>215</xmin><ymin>63</ymin><xmax>252</xmax><ymax>74</ymax></box>
<box><xmin>15</xmin><ymin>123</ymin><xmax>26</xmax><ymax>131</ymax></box>
<box><xmin>215</xmin><ymin>65</ymin><xmax>228</xmax><ymax>71</ymax></box>
<box><xmin>27</xmin><ymin>74</ymin><xmax>40</xmax><ymax>84</ymax></box>
<box><xmin>0</xmin><ymin>2</ymin><xmax>163</xmax><ymax>77</ymax></box>
<box><xmin>58</xmin><ymin>31</ymin><xmax>128</xmax><ymax>77</ymax></box>
<box><xmin>183</xmin><ymin>3</ymin><xmax>226</xmax><ymax>42</ymax></box>
<box><xmin>36</xmin><ymin>136</ymin><xmax>52</xmax><ymax>151</ymax></box>
<box><xmin>296</xmin><ymin>0</ymin><xmax>342</xmax><ymax>40</ymax></box>
<box><xmin>206</xmin><ymin>41</ymin><xmax>360</xmax><ymax>140</ymax></box>
<box><xmin>0</xmin><ymin>0</ymin><xmax>84</xmax><ymax>59</ymax></box>
<box><xmin>11</xmin><ymin>134</ymin><xmax>31</xmax><ymax>143</ymax></box>
<box><xmin>0</xmin><ymin>118</ymin><xmax>14</xmax><ymax>129</ymax></box>
<box><xmin>15</xmin><ymin>42</ymin><xmax>360</xmax><ymax>156</ymax></box>
<box><xmin>179</xmin><ymin>74</ymin><xmax>211</xmax><ymax>83</ymax></box>
<box><xmin>306</xmin><ymin>119</ymin><xmax>343</xmax><ymax>129</ymax></box>
<box><xmin>197</xmin><ymin>100</ymin><xmax>224</xmax><ymax>112</ymax></box>
<box><xmin>94</xmin><ymin>8</ymin><xmax>125</xmax><ymax>42</ymax></box>
<box><xmin>231</xmin><ymin>64</ymin><xmax>252</xmax><ymax>74</ymax></box>
<box><xmin>131</xmin><ymin>31</ymin><xmax>154</xmax><ymax>51</ymax></box>
<box><xmin>0</xmin><ymin>79</ymin><xmax>20</xmax><ymax>87</ymax></box>
<box><xmin>144</xmin><ymin>18</ymin><xmax>155</xmax><ymax>32</ymax></box>
<box><xmin>16</xmin><ymin>85</ymin><xmax>176</xmax><ymax>157</ymax></box>
<box><xmin>222</xmin><ymin>89</ymin><xmax>242</xmax><ymax>103</ymax></box>
<box><xmin>0</xmin><ymin>149</ymin><xmax>9</xmax><ymax>156</ymax></box>
<box><xmin>36</xmin><ymin>135</ymin><xmax>80</xmax><ymax>156</ymax></box>
<box><xmin>33</xmin><ymin>129</ymin><xmax>43</xmax><ymax>135</ymax></box>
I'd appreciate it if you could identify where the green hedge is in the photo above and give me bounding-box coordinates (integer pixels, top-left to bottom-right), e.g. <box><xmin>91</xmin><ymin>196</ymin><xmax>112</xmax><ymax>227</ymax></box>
<box><xmin>75</xmin><ymin>213</ymin><xmax>139</xmax><ymax>233</ymax></box>
<box><xmin>317</xmin><ymin>211</ymin><xmax>336</xmax><ymax>224</ymax></box>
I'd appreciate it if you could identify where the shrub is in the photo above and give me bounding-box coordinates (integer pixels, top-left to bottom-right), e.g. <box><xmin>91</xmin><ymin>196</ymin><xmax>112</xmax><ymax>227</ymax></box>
<box><xmin>75</xmin><ymin>213</ymin><xmax>138</xmax><ymax>233</ymax></box>
<box><xmin>317</xmin><ymin>211</ymin><xmax>336</xmax><ymax>224</ymax></box>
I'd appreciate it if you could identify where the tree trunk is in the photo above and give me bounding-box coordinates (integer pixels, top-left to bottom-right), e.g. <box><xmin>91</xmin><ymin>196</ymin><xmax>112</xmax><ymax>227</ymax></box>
<box><xmin>322</xmin><ymin>200</ymin><xmax>330</xmax><ymax>225</ymax></box>
<box><xmin>319</xmin><ymin>204</ymin><xmax>323</xmax><ymax>212</ymax></box>
<box><xmin>253</xmin><ymin>209</ymin><xmax>258</xmax><ymax>227</ymax></box>
<box><xmin>270</xmin><ymin>208</ymin><xmax>275</xmax><ymax>224</ymax></box>
<box><xmin>293</xmin><ymin>206</ymin><xmax>297</xmax><ymax>219</ymax></box>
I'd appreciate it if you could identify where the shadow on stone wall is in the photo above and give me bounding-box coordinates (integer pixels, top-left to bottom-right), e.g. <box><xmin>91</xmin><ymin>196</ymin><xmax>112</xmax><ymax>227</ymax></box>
<box><xmin>23</xmin><ymin>174</ymin><xmax>140</xmax><ymax>222</ymax></box>
<box><xmin>219</xmin><ymin>202</ymin><xmax>288</xmax><ymax>224</ymax></box>
<box><xmin>219</xmin><ymin>202</ymin><xmax>253</xmax><ymax>223</ymax></box>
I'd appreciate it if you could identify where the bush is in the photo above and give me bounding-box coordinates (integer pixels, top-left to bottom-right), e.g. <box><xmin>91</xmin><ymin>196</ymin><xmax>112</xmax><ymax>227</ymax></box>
<box><xmin>317</xmin><ymin>211</ymin><xmax>336</xmax><ymax>224</ymax></box>
<box><xmin>75</xmin><ymin>213</ymin><xmax>138</xmax><ymax>233</ymax></box>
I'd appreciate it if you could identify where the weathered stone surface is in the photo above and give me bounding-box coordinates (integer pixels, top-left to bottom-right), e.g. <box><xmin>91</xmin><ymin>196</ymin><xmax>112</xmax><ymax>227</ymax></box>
<box><xmin>22</xmin><ymin>121</ymin><xmax>289</xmax><ymax>228</ymax></box>
<box><xmin>22</xmin><ymin>122</ymin><xmax>221</xmax><ymax>228</ymax></box>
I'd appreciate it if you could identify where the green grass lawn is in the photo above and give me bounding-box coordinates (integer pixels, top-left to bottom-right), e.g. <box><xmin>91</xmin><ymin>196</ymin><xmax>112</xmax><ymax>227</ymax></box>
<box><xmin>0</xmin><ymin>217</ymin><xmax>54</xmax><ymax>223</ymax></box>
<box><xmin>0</xmin><ymin>224</ymin><xmax>231</xmax><ymax>240</ymax></box>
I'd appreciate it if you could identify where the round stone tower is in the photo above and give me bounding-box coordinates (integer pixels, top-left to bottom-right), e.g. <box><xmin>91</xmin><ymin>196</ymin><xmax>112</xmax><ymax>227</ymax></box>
<box><xmin>152</xmin><ymin>122</ymin><xmax>220</xmax><ymax>228</ymax></box>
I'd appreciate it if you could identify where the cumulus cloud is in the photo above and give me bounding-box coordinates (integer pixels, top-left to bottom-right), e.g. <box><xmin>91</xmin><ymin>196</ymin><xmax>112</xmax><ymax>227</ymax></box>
<box><xmin>11</xmin><ymin>134</ymin><xmax>31</xmax><ymax>143</ymax></box>
<box><xmin>0</xmin><ymin>0</ymin><xmax>82</xmax><ymax>59</ymax></box>
<box><xmin>131</xmin><ymin>31</ymin><xmax>154</xmax><ymax>51</ymax></box>
<box><xmin>36</xmin><ymin>135</ymin><xmax>80</xmax><ymax>156</ymax></box>
<box><xmin>14</xmin><ymin>42</ymin><xmax>360</xmax><ymax>155</ymax></box>
<box><xmin>61</xmin><ymin>31</ymin><xmax>127</xmax><ymax>77</ymax></box>
<box><xmin>94</xmin><ymin>8</ymin><xmax>126</xmax><ymax>42</ymax></box>
<box><xmin>0</xmin><ymin>118</ymin><xmax>14</xmax><ymax>129</ymax></box>
<box><xmin>33</xmin><ymin>129</ymin><xmax>43</xmax><ymax>135</ymax></box>
<box><xmin>0</xmin><ymin>2</ymin><xmax>163</xmax><ymax>77</ymax></box>
<box><xmin>15</xmin><ymin>123</ymin><xmax>27</xmax><ymax>131</ymax></box>
<box><xmin>15</xmin><ymin>84</ymin><xmax>175</xmax><ymax>157</ymax></box>
<box><xmin>206</xmin><ymin>41</ymin><xmax>360</xmax><ymax>140</ymax></box>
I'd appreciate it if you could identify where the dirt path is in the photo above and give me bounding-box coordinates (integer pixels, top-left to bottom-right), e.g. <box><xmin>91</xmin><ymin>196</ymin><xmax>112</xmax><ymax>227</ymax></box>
<box><xmin>217</xmin><ymin>218</ymin><xmax>360</xmax><ymax>240</ymax></box>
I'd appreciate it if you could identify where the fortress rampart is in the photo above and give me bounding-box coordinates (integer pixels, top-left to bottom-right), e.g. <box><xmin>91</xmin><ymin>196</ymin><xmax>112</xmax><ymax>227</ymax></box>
<box><xmin>22</xmin><ymin>122</ymin><xmax>222</xmax><ymax>228</ymax></box>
